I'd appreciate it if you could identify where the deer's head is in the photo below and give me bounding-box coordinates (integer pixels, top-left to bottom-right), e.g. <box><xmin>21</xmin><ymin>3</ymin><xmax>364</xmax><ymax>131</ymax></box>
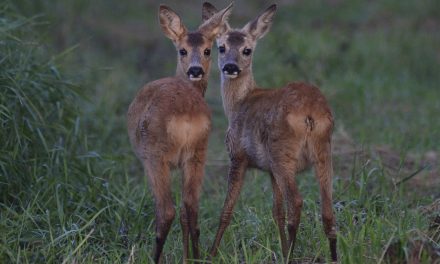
<box><xmin>203</xmin><ymin>3</ymin><xmax>276</xmax><ymax>79</ymax></box>
<box><xmin>159</xmin><ymin>3</ymin><xmax>233</xmax><ymax>81</ymax></box>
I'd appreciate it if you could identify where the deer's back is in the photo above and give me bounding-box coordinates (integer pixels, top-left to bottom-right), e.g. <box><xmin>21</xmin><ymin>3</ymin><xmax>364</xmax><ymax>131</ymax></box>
<box><xmin>127</xmin><ymin>77</ymin><xmax>211</xmax><ymax>162</ymax></box>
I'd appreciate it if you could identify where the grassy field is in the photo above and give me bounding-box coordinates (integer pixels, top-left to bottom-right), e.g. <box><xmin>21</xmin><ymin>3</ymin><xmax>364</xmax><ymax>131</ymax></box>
<box><xmin>1</xmin><ymin>0</ymin><xmax>439</xmax><ymax>263</ymax></box>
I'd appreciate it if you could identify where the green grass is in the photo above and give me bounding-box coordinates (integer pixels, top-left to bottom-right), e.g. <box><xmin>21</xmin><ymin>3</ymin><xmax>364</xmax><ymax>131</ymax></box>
<box><xmin>1</xmin><ymin>0</ymin><xmax>439</xmax><ymax>263</ymax></box>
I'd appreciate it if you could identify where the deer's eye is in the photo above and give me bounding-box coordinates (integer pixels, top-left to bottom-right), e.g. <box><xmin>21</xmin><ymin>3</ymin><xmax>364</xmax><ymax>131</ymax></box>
<box><xmin>219</xmin><ymin>45</ymin><xmax>226</xmax><ymax>53</ymax></box>
<box><xmin>204</xmin><ymin>48</ymin><xmax>211</xmax><ymax>56</ymax></box>
<box><xmin>243</xmin><ymin>48</ymin><xmax>252</xmax><ymax>56</ymax></box>
<box><xmin>179</xmin><ymin>48</ymin><xmax>187</xmax><ymax>56</ymax></box>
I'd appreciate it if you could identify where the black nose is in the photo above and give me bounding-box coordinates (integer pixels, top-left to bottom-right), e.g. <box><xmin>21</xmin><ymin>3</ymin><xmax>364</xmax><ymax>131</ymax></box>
<box><xmin>187</xmin><ymin>67</ymin><xmax>204</xmax><ymax>78</ymax></box>
<box><xmin>222</xmin><ymin>63</ymin><xmax>240</xmax><ymax>75</ymax></box>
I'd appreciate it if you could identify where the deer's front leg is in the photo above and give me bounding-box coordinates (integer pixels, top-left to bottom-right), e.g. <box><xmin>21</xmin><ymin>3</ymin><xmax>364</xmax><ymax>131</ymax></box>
<box><xmin>209</xmin><ymin>158</ymin><xmax>247</xmax><ymax>257</ymax></box>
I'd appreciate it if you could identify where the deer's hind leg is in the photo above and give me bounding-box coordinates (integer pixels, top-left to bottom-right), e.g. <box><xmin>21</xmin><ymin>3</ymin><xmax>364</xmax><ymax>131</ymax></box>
<box><xmin>144</xmin><ymin>158</ymin><xmax>175</xmax><ymax>264</ymax></box>
<box><xmin>310</xmin><ymin>121</ymin><xmax>337</xmax><ymax>261</ymax></box>
<box><xmin>182</xmin><ymin>139</ymin><xmax>208</xmax><ymax>261</ymax></box>
<box><xmin>272</xmin><ymin>166</ymin><xmax>303</xmax><ymax>259</ymax></box>
<box><xmin>180</xmin><ymin>200</ymin><xmax>189</xmax><ymax>262</ymax></box>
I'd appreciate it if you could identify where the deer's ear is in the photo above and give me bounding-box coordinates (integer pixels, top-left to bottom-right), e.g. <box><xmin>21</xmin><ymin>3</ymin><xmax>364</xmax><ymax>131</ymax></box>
<box><xmin>199</xmin><ymin>2</ymin><xmax>233</xmax><ymax>39</ymax></box>
<box><xmin>243</xmin><ymin>4</ymin><xmax>276</xmax><ymax>40</ymax></box>
<box><xmin>159</xmin><ymin>5</ymin><xmax>187</xmax><ymax>42</ymax></box>
<box><xmin>202</xmin><ymin>2</ymin><xmax>218</xmax><ymax>22</ymax></box>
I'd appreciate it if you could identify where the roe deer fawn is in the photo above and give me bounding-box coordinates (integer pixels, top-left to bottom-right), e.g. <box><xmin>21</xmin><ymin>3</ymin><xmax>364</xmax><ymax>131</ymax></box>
<box><xmin>203</xmin><ymin>3</ymin><xmax>337</xmax><ymax>261</ymax></box>
<box><xmin>127</xmin><ymin>3</ymin><xmax>233</xmax><ymax>263</ymax></box>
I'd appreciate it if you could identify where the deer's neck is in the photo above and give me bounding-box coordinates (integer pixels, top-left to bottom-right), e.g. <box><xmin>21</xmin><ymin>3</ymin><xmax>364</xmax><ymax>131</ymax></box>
<box><xmin>176</xmin><ymin>65</ymin><xmax>209</xmax><ymax>97</ymax></box>
<box><xmin>221</xmin><ymin>69</ymin><xmax>256</xmax><ymax>121</ymax></box>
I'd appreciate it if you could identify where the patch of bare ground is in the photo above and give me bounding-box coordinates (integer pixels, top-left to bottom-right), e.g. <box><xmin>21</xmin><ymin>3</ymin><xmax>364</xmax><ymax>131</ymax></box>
<box><xmin>332</xmin><ymin>127</ymin><xmax>439</xmax><ymax>192</ymax></box>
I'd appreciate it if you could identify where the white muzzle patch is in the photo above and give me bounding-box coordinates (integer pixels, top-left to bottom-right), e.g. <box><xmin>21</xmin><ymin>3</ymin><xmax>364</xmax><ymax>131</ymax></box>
<box><xmin>189</xmin><ymin>74</ymin><xmax>203</xmax><ymax>81</ymax></box>
<box><xmin>223</xmin><ymin>71</ymin><xmax>239</xmax><ymax>79</ymax></box>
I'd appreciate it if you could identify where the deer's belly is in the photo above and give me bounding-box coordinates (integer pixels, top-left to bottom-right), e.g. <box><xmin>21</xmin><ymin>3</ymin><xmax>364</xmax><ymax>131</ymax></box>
<box><xmin>241</xmin><ymin>136</ymin><xmax>270</xmax><ymax>171</ymax></box>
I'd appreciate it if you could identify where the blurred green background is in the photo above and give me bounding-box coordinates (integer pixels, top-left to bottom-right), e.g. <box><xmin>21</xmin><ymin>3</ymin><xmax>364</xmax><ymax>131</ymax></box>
<box><xmin>1</xmin><ymin>0</ymin><xmax>439</xmax><ymax>263</ymax></box>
